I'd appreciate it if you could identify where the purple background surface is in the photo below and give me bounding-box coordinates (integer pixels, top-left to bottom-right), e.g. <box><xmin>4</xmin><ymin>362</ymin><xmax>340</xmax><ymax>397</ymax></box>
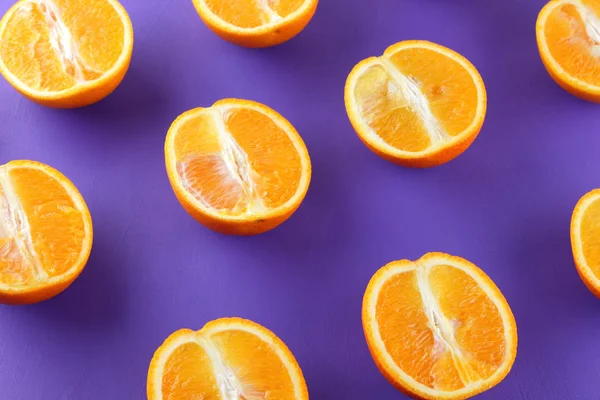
<box><xmin>1</xmin><ymin>0</ymin><xmax>600</xmax><ymax>398</ymax></box>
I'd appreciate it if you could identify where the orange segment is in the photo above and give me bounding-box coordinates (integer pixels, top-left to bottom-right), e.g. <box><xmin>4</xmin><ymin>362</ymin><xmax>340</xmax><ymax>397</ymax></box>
<box><xmin>11</xmin><ymin>166</ymin><xmax>87</xmax><ymax>277</ymax></box>
<box><xmin>537</xmin><ymin>0</ymin><xmax>600</xmax><ymax>102</ymax></box>
<box><xmin>147</xmin><ymin>318</ymin><xmax>309</xmax><ymax>400</ymax></box>
<box><xmin>571</xmin><ymin>189</ymin><xmax>600</xmax><ymax>297</ymax></box>
<box><xmin>344</xmin><ymin>40</ymin><xmax>487</xmax><ymax>168</ymax></box>
<box><xmin>192</xmin><ymin>0</ymin><xmax>318</xmax><ymax>48</ymax></box>
<box><xmin>161</xmin><ymin>335</ymin><xmax>221</xmax><ymax>399</ymax></box>
<box><xmin>362</xmin><ymin>253</ymin><xmax>517</xmax><ymax>400</ymax></box>
<box><xmin>201</xmin><ymin>0</ymin><xmax>306</xmax><ymax>27</ymax></box>
<box><xmin>165</xmin><ymin>99</ymin><xmax>311</xmax><ymax>236</ymax></box>
<box><xmin>351</xmin><ymin>63</ymin><xmax>432</xmax><ymax>153</ymax></box>
<box><xmin>1</xmin><ymin>2</ymin><xmax>75</xmax><ymax>92</ymax></box>
<box><xmin>579</xmin><ymin>197</ymin><xmax>600</xmax><ymax>269</ymax></box>
<box><xmin>373</xmin><ymin>269</ymin><xmax>448</xmax><ymax>389</ymax></box>
<box><xmin>428</xmin><ymin>265</ymin><xmax>508</xmax><ymax>381</ymax></box>
<box><xmin>0</xmin><ymin>161</ymin><xmax>92</xmax><ymax>305</ymax></box>
<box><xmin>0</xmin><ymin>0</ymin><xmax>133</xmax><ymax>108</ymax></box>
<box><xmin>386</xmin><ymin>48</ymin><xmax>480</xmax><ymax>138</ymax></box>
<box><xmin>207</xmin><ymin>328</ymin><xmax>298</xmax><ymax>398</ymax></box>
<box><xmin>51</xmin><ymin>0</ymin><xmax>126</xmax><ymax>73</ymax></box>
<box><xmin>223</xmin><ymin>107</ymin><xmax>304</xmax><ymax>210</ymax></box>
<box><xmin>201</xmin><ymin>0</ymin><xmax>278</xmax><ymax>28</ymax></box>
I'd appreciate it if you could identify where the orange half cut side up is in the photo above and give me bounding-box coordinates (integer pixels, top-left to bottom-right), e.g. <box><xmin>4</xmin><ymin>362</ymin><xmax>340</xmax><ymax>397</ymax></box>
<box><xmin>0</xmin><ymin>160</ymin><xmax>93</xmax><ymax>304</ymax></box>
<box><xmin>0</xmin><ymin>0</ymin><xmax>133</xmax><ymax>107</ymax></box>
<box><xmin>192</xmin><ymin>0</ymin><xmax>318</xmax><ymax>47</ymax></box>
<box><xmin>537</xmin><ymin>0</ymin><xmax>600</xmax><ymax>102</ymax></box>
<box><xmin>345</xmin><ymin>40</ymin><xmax>487</xmax><ymax>168</ymax></box>
<box><xmin>571</xmin><ymin>189</ymin><xmax>600</xmax><ymax>297</ymax></box>
<box><xmin>362</xmin><ymin>253</ymin><xmax>517</xmax><ymax>399</ymax></box>
<box><xmin>147</xmin><ymin>317</ymin><xmax>309</xmax><ymax>400</ymax></box>
<box><xmin>165</xmin><ymin>99</ymin><xmax>312</xmax><ymax>235</ymax></box>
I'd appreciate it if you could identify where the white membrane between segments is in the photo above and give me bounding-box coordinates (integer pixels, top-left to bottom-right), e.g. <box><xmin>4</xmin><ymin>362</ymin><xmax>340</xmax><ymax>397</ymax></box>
<box><xmin>256</xmin><ymin>0</ymin><xmax>283</xmax><ymax>23</ymax></box>
<box><xmin>364</xmin><ymin>258</ymin><xmax>514</xmax><ymax>397</ymax></box>
<box><xmin>572</xmin><ymin>0</ymin><xmax>600</xmax><ymax>56</ymax></box>
<box><xmin>0</xmin><ymin>167</ymin><xmax>46</xmax><ymax>280</ymax></box>
<box><xmin>211</xmin><ymin>108</ymin><xmax>267</xmax><ymax>214</ymax></box>
<box><xmin>201</xmin><ymin>337</ymin><xmax>267</xmax><ymax>400</ymax></box>
<box><xmin>378</xmin><ymin>57</ymin><xmax>449</xmax><ymax>144</ymax></box>
<box><xmin>415</xmin><ymin>262</ymin><xmax>472</xmax><ymax>386</ymax></box>
<box><xmin>21</xmin><ymin>0</ymin><xmax>101</xmax><ymax>82</ymax></box>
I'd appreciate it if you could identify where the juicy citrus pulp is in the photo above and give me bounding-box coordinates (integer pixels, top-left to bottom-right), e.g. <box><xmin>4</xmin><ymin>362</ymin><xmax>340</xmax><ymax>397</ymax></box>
<box><xmin>200</xmin><ymin>0</ymin><xmax>307</xmax><ymax>28</ymax></box>
<box><xmin>345</xmin><ymin>40</ymin><xmax>487</xmax><ymax>167</ymax></box>
<box><xmin>165</xmin><ymin>99</ymin><xmax>311</xmax><ymax>235</ymax></box>
<box><xmin>571</xmin><ymin>189</ymin><xmax>600</xmax><ymax>297</ymax></box>
<box><xmin>0</xmin><ymin>160</ymin><xmax>92</xmax><ymax>304</ymax></box>
<box><xmin>192</xmin><ymin>0</ymin><xmax>318</xmax><ymax>47</ymax></box>
<box><xmin>147</xmin><ymin>318</ymin><xmax>309</xmax><ymax>400</ymax></box>
<box><xmin>362</xmin><ymin>253</ymin><xmax>517</xmax><ymax>399</ymax></box>
<box><xmin>537</xmin><ymin>0</ymin><xmax>600</xmax><ymax>101</ymax></box>
<box><xmin>0</xmin><ymin>0</ymin><xmax>133</xmax><ymax>107</ymax></box>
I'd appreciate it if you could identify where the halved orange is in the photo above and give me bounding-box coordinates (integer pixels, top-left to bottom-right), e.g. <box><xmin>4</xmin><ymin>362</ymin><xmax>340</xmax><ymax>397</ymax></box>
<box><xmin>0</xmin><ymin>0</ymin><xmax>133</xmax><ymax>108</ymax></box>
<box><xmin>345</xmin><ymin>40</ymin><xmax>487</xmax><ymax>168</ymax></box>
<box><xmin>362</xmin><ymin>253</ymin><xmax>517</xmax><ymax>399</ymax></box>
<box><xmin>537</xmin><ymin>0</ymin><xmax>600</xmax><ymax>102</ymax></box>
<box><xmin>165</xmin><ymin>99</ymin><xmax>311</xmax><ymax>235</ymax></box>
<box><xmin>571</xmin><ymin>189</ymin><xmax>600</xmax><ymax>297</ymax></box>
<box><xmin>192</xmin><ymin>0</ymin><xmax>318</xmax><ymax>48</ymax></box>
<box><xmin>0</xmin><ymin>160</ymin><xmax>93</xmax><ymax>305</ymax></box>
<box><xmin>147</xmin><ymin>317</ymin><xmax>309</xmax><ymax>400</ymax></box>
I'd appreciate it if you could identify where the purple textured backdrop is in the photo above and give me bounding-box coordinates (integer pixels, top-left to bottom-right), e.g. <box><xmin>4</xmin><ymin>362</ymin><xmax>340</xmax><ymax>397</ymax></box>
<box><xmin>1</xmin><ymin>0</ymin><xmax>600</xmax><ymax>398</ymax></box>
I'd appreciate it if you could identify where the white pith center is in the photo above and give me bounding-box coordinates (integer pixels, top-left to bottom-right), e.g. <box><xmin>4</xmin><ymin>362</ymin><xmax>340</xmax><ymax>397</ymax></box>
<box><xmin>201</xmin><ymin>337</ymin><xmax>267</xmax><ymax>400</ymax></box>
<box><xmin>415</xmin><ymin>263</ymin><xmax>476</xmax><ymax>386</ymax></box>
<box><xmin>257</xmin><ymin>0</ymin><xmax>283</xmax><ymax>23</ymax></box>
<box><xmin>0</xmin><ymin>167</ymin><xmax>46</xmax><ymax>282</ymax></box>
<box><xmin>572</xmin><ymin>0</ymin><xmax>600</xmax><ymax>56</ymax></box>
<box><xmin>211</xmin><ymin>108</ymin><xmax>267</xmax><ymax>214</ymax></box>
<box><xmin>21</xmin><ymin>0</ymin><xmax>101</xmax><ymax>82</ymax></box>
<box><xmin>378</xmin><ymin>57</ymin><xmax>449</xmax><ymax>144</ymax></box>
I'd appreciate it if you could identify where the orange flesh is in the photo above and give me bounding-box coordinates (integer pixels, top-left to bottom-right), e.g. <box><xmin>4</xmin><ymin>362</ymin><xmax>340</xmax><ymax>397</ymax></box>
<box><xmin>375</xmin><ymin>264</ymin><xmax>506</xmax><ymax>390</ymax></box>
<box><xmin>353</xmin><ymin>48</ymin><xmax>478</xmax><ymax>153</ymax></box>
<box><xmin>162</xmin><ymin>341</ymin><xmax>221</xmax><ymax>400</ymax></box>
<box><xmin>353</xmin><ymin>64</ymin><xmax>431</xmax><ymax>152</ymax></box>
<box><xmin>0</xmin><ymin>166</ymin><xmax>86</xmax><ymax>286</ymax></box>
<box><xmin>580</xmin><ymin>197</ymin><xmax>600</xmax><ymax>277</ymax></box>
<box><xmin>544</xmin><ymin>0</ymin><xmax>600</xmax><ymax>86</ymax></box>
<box><xmin>0</xmin><ymin>0</ymin><xmax>124</xmax><ymax>91</ymax></box>
<box><xmin>173</xmin><ymin>106</ymin><xmax>303</xmax><ymax>216</ymax></box>
<box><xmin>161</xmin><ymin>330</ymin><xmax>297</xmax><ymax>399</ymax></box>
<box><xmin>209</xmin><ymin>329</ymin><xmax>297</xmax><ymax>398</ymax></box>
<box><xmin>201</xmin><ymin>0</ymin><xmax>305</xmax><ymax>28</ymax></box>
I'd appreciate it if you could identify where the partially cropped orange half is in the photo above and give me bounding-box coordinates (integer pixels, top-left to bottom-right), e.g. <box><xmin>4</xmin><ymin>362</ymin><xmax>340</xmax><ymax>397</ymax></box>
<box><xmin>192</xmin><ymin>0</ymin><xmax>318</xmax><ymax>48</ymax></box>
<box><xmin>165</xmin><ymin>99</ymin><xmax>311</xmax><ymax>235</ymax></box>
<box><xmin>0</xmin><ymin>0</ymin><xmax>133</xmax><ymax>108</ymax></box>
<box><xmin>147</xmin><ymin>317</ymin><xmax>309</xmax><ymax>400</ymax></box>
<box><xmin>345</xmin><ymin>40</ymin><xmax>487</xmax><ymax>168</ymax></box>
<box><xmin>537</xmin><ymin>0</ymin><xmax>600</xmax><ymax>102</ymax></box>
<box><xmin>0</xmin><ymin>160</ymin><xmax>92</xmax><ymax>304</ymax></box>
<box><xmin>362</xmin><ymin>253</ymin><xmax>517</xmax><ymax>399</ymax></box>
<box><xmin>571</xmin><ymin>189</ymin><xmax>600</xmax><ymax>297</ymax></box>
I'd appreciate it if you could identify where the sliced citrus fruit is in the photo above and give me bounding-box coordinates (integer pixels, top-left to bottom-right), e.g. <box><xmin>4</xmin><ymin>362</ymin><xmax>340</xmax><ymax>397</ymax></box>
<box><xmin>362</xmin><ymin>253</ymin><xmax>517</xmax><ymax>399</ymax></box>
<box><xmin>0</xmin><ymin>160</ymin><xmax>93</xmax><ymax>305</ymax></box>
<box><xmin>344</xmin><ymin>40</ymin><xmax>487</xmax><ymax>168</ymax></box>
<box><xmin>165</xmin><ymin>98</ymin><xmax>311</xmax><ymax>235</ymax></box>
<box><xmin>147</xmin><ymin>317</ymin><xmax>309</xmax><ymax>400</ymax></box>
<box><xmin>0</xmin><ymin>0</ymin><xmax>133</xmax><ymax>108</ymax></box>
<box><xmin>537</xmin><ymin>0</ymin><xmax>600</xmax><ymax>102</ymax></box>
<box><xmin>571</xmin><ymin>189</ymin><xmax>600</xmax><ymax>297</ymax></box>
<box><xmin>191</xmin><ymin>0</ymin><xmax>318</xmax><ymax>48</ymax></box>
